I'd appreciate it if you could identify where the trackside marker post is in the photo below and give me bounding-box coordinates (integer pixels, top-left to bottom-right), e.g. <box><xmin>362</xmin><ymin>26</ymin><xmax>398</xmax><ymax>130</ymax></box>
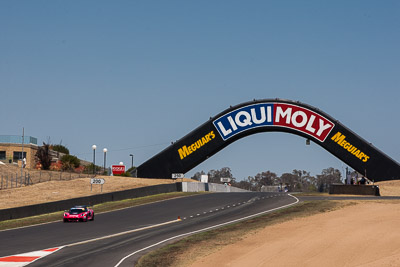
<box><xmin>91</xmin><ymin>178</ymin><xmax>105</xmax><ymax>192</ymax></box>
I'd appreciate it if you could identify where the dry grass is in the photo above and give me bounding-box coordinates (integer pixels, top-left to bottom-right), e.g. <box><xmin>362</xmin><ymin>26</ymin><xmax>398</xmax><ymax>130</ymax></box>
<box><xmin>0</xmin><ymin>169</ymin><xmax>196</xmax><ymax>209</ymax></box>
<box><xmin>136</xmin><ymin>200</ymin><xmax>348</xmax><ymax>267</ymax></box>
<box><xmin>375</xmin><ymin>180</ymin><xmax>400</xmax><ymax>196</ymax></box>
<box><xmin>0</xmin><ymin>192</ymin><xmax>203</xmax><ymax>231</ymax></box>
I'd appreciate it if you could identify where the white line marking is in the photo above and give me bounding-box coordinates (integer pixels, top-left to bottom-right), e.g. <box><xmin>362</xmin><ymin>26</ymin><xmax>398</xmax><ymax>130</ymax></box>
<box><xmin>0</xmin><ymin>194</ymin><xmax>193</xmax><ymax>232</ymax></box>
<box><xmin>66</xmin><ymin>219</ymin><xmax>181</xmax><ymax>247</ymax></box>
<box><xmin>114</xmin><ymin>194</ymin><xmax>300</xmax><ymax>267</ymax></box>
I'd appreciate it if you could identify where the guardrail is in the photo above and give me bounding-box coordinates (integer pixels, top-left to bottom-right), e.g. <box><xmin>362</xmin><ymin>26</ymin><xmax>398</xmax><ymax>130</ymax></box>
<box><xmin>0</xmin><ymin>182</ymin><xmax>247</xmax><ymax>221</ymax></box>
<box><xmin>0</xmin><ymin>183</ymin><xmax>179</xmax><ymax>221</ymax></box>
<box><xmin>182</xmin><ymin>182</ymin><xmax>248</xmax><ymax>192</ymax></box>
<box><xmin>329</xmin><ymin>184</ymin><xmax>380</xmax><ymax>196</ymax></box>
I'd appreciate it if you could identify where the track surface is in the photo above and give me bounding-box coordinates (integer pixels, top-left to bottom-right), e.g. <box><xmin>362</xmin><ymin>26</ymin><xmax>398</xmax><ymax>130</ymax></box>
<box><xmin>0</xmin><ymin>192</ymin><xmax>297</xmax><ymax>266</ymax></box>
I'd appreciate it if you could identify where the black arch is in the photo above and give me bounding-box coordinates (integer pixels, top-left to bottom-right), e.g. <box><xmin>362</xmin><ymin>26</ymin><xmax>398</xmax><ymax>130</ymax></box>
<box><xmin>136</xmin><ymin>99</ymin><xmax>400</xmax><ymax>181</ymax></box>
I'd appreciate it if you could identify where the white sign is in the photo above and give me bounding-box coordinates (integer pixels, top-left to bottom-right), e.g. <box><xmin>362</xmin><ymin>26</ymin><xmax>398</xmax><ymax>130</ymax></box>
<box><xmin>91</xmin><ymin>178</ymin><xmax>105</xmax><ymax>185</ymax></box>
<box><xmin>172</xmin><ymin>173</ymin><xmax>184</xmax><ymax>179</ymax></box>
<box><xmin>220</xmin><ymin>177</ymin><xmax>232</xmax><ymax>183</ymax></box>
<box><xmin>200</xmin><ymin>175</ymin><xmax>208</xmax><ymax>183</ymax></box>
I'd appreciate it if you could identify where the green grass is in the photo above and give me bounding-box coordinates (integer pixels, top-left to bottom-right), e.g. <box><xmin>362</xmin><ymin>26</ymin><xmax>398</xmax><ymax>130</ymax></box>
<box><xmin>0</xmin><ymin>192</ymin><xmax>204</xmax><ymax>231</ymax></box>
<box><xmin>136</xmin><ymin>200</ymin><xmax>355</xmax><ymax>267</ymax></box>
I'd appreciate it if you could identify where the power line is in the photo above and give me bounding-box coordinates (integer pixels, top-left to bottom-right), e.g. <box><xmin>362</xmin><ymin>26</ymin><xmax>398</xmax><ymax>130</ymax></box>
<box><xmin>74</xmin><ymin>142</ymin><xmax>170</xmax><ymax>156</ymax></box>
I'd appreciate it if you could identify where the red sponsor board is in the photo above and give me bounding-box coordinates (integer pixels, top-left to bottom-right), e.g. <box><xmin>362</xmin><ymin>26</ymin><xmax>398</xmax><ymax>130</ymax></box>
<box><xmin>273</xmin><ymin>103</ymin><xmax>334</xmax><ymax>142</ymax></box>
<box><xmin>112</xmin><ymin>165</ymin><xmax>126</xmax><ymax>175</ymax></box>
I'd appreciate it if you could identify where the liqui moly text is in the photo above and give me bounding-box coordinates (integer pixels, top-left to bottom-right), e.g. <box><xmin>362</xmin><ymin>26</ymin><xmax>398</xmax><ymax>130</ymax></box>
<box><xmin>213</xmin><ymin>103</ymin><xmax>335</xmax><ymax>142</ymax></box>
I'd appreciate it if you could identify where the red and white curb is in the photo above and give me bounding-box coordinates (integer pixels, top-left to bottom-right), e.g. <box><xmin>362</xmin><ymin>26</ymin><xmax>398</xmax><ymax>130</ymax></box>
<box><xmin>0</xmin><ymin>247</ymin><xmax>64</xmax><ymax>266</ymax></box>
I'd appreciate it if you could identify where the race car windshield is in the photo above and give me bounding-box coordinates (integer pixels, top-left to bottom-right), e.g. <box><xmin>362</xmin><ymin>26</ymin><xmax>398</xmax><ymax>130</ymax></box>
<box><xmin>69</xmin><ymin>208</ymin><xmax>86</xmax><ymax>214</ymax></box>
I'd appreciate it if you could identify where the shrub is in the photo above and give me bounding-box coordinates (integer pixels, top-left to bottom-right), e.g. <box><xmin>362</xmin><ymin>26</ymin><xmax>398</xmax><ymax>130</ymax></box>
<box><xmin>52</xmin><ymin>144</ymin><xmax>70</xmax><ymax>155</ymax></box>
<box><xmin>61</xmin><ymin>154</ymin><xmax>80</xmax><ymax>171</ymax></box>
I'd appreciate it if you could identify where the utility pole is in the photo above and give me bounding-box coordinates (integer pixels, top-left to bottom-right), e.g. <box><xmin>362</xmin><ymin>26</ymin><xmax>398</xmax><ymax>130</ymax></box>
<box><xmin>21</xmin><ymin>127</ymin><xmax>24</xmax><ymax>181</ymax></box>
<box><xmin>130</xmin><ymin>154</ymin><xmax>134</xmax><ymax>169</ymax></box>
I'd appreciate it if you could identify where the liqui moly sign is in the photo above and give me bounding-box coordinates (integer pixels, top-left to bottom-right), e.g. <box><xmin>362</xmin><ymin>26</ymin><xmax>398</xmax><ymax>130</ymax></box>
<box><xmin>213</xmin><ymin>103</ymin><xmax>335</xmax><ymax>142</ymax></box>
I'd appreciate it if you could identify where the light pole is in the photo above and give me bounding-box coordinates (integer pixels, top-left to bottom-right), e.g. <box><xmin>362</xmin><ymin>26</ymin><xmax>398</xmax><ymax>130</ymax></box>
<box><xmin>92</xmin><ymin>145</ymin><xmax>97</xmax><ymax>175</ymax></box>
<box><xmin>103</xmin><ymin>148</ymin><xmax>108</xmax><ymax>175</ymax></box>
<box><xmin>129</xmin><ymin>154</ymin><xmax>134</xmax><ymax>169</ymax></box>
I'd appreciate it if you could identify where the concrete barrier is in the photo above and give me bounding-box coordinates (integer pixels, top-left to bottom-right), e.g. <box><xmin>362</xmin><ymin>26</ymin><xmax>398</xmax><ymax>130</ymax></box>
<box><xmin>329</xmin><ymin>184</ymin><xmax>380</xmax><ymax>196</ymax></box>
<box><xmin>0</xmin><ymin>183</ymin><xmax>179</xmax><ymax>221</ymax></box>
<box><xmin>0</xmin><ymin>182</ymin><xmax>247</xmax><ymax>222</ymax></box>
<box><xmin>182</xmin><ymin>182</ymin><xmax>247</xmax><ymax>193</ymax></box>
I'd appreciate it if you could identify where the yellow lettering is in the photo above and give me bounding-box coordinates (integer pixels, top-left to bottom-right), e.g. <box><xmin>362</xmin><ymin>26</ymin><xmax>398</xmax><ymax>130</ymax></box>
<box><xmin>191</xmin><ymin>144</ymin><xmax>197</xmax><ymax>152</ymax></box>
<box><xmin>178</xmin><ymin>146</ymin><xmax>189</xmax><ymax>160</ymax></box>
<box><xmin>177</xmin><ymin>131</ymin><xmax>217</xmax><ymax>160</ymax></box>
<box><xmin>202</xmin><ymin>137</ymin><xmax>207</xmax><ymax>144</ymax></box>
<box><xmin>343</xmin><ymin>142</ymin><xmax>350</xmax><ymax>149</ymax></box>
<box><xmin>331</xmin><ymin>132</ymin><xmax>346</xmax><ymax>144</ymax></box>
<box><xmin>331</xmin><ymin>131</ymin><xmax>370</xmax><ymax>163</ymax></box>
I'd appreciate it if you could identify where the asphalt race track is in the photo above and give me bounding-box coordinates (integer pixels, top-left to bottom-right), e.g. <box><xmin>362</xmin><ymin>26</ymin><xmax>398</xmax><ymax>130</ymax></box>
<box><xmin>0</xmin><ymin>192</ymin><xmax>297</xmax><ymax>266</ymax></box>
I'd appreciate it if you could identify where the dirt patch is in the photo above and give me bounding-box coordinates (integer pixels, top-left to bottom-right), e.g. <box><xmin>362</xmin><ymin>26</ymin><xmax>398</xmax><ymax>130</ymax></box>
<box><xmin>189</xmin><ymin>200</ymin><xmax>400</xmax><ymax>267</ymax></box>
<box><xmin>0</xmin><ymin>175</ymin><xmax>194</xmax><ymax>209</ymax></box>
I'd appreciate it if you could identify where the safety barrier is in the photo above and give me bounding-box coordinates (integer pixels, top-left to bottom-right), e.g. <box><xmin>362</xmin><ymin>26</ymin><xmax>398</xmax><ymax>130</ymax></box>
<box><xmin>0</xmin><ymin>182</ymin><xmax>248</xmax><ymax>221</ymax></box>
<box><xmin>182</xmin><ymin>182</ymin><xmax>248</xmax><ymax>193</ymax></box>
<box><xmin>329</xmin><ymin>184</ymin><xmax>380</xmax><ymax>196</ymax></box>
<box><xmin>0</xmin><ymin>183</ymin><xmax>179</xmax><ymax>221</ymax></box>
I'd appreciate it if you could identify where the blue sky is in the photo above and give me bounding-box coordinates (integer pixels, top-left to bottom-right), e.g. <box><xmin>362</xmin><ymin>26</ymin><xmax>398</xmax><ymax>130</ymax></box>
<box><xmin>1</xmin><ymin>1</ymin><xmax>399</xmax><ymax>180</ymax></box>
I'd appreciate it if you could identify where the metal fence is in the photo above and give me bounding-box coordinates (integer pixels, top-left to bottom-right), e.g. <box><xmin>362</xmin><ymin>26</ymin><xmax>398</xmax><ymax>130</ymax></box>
<box><xmin>0</xmin><ymin>170</ymin><xmax>90</xmax><ymax>190</ymax></box>
<box><xmin>0</xmin><ymin>172</ymin><xmax>32</xmax><ymax>189</ymax></box>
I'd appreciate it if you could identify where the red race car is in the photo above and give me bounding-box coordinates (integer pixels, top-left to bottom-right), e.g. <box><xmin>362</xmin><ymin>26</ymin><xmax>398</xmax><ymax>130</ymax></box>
<box><xmin>63</xmin><ymin>205</ymin><xmax>94</xmax><ymax>222</ymax></box>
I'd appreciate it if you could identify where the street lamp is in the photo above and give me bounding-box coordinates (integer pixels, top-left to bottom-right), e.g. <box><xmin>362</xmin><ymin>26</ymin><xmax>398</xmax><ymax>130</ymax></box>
<box><xmin>129</xmin><ymin>154</ymin><xmax>134</xmax><ymax>169</ymax></box>
<box><xmin>103</xmin><ymin>148</ymin><xmax>108</xmax><ymax>175</ymax></box>
<box><xmin>92</xmin><ymin>145</ymin><xmax>97</xmax><ymax>175</ymax></box>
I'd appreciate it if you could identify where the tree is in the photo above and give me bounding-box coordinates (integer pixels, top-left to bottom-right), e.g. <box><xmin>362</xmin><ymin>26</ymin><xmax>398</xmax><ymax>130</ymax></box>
<box><xmin>232</xmin><ymin>178</ymin><xmax>253</xmax><ymax>191</ymax></box>
<box><xmin>316</xmin><ymin>167</ymin><xmax>342</xmax><ymax>192</ymax></box>
<box><xmin>83</xmin><ymin>164</ymin><xmax>102</xmax><ymax>175</ymax></box>
<box><xmin>35</xmin><ymin>143</ymin><xmax>52</xmax><ymax>170</ymax></box>
<box><xmin>191</xmin><ymin>171</ymin><xmax>206</xmax><ymax>181</ymax></box>
<box><xmin>253</xmin><ymin>171</ymin><xmax>278</xmax><ymax>191</ymax></box>
<box><xmin>207</xmin><ymin>167</ymin><xmax>234</xmax><ymax>183</ymax></box>
<box><xmin>60</xmin><ymin>154</ymin><xmax>80</xmax><ymax>171</ymax></box>
<box><xmin>280</xmin><ymin>172</ymin><xmax>298</xmax><ymax>191</ymax></box>
<box><xmin>51</xmin><ymin>144</ymin><xmax>70</xmax><ymax>155</ymax></box>
<box><xmin>291</xmin><ymin>169</ymin><xmax>316</xmax><ymax>192</ymax></box>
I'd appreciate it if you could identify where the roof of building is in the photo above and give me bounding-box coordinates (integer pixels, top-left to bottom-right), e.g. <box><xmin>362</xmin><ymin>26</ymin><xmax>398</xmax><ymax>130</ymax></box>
<box><xmin>0</xmin><ymin>135</ymin><xmax>37</xmax><ymax>145</ymax></box>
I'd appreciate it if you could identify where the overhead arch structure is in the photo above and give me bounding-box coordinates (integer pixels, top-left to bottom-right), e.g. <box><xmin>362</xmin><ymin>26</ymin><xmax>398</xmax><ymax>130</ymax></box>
<box><xmin>136</xmin><ymin>99</ymin><xmax>400</xmax><ymax>181</ymax></box>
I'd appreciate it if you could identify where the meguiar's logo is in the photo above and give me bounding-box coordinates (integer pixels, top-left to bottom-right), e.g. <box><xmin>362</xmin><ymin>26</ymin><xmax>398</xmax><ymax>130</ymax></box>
<box><xmin>178</xmin><ymin>131</ymin><xmax>215</xmax><ymax>160</ymax></box>
<box><xmin>213</xmin><ymin>103</ymin><xmax>335</xmax><ymax>142</ymax></box>
<box><xmin>331</xmin><ymin>132</ymin><xmax>370</xmax><ymax>162</ymax></box>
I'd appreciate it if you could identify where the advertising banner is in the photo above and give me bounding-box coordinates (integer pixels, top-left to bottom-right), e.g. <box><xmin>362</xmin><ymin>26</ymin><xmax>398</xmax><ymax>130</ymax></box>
<box><xmin>112</xmin><ymin>165</ymin><xmax>125</xmax><ymax>175</ymax></box>
<box><xmin>137</xmin><ymin>99</ymin><xmax>400</xmax><ymax>181</ymax></box>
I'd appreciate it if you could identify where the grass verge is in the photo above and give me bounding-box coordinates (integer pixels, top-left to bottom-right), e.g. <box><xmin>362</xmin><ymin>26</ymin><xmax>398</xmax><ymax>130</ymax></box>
<box><xmin>136</xmin><ymin>200</ymin><xmax>356</xmax><ymax>267</ymax></box>
<box><xmin>0</xmin><ymin>192</ymin><xmax>204</xmax><ymax>231</ymax></box>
